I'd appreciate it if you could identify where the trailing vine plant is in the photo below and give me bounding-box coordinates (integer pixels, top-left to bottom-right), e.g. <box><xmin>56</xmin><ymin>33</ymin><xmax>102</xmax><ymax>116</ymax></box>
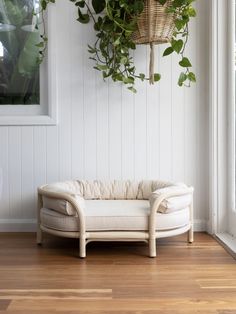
<box><xmin>38</xmin><ymin>0</ymin><xmax>196</xmax><ymax>92</ymax></box>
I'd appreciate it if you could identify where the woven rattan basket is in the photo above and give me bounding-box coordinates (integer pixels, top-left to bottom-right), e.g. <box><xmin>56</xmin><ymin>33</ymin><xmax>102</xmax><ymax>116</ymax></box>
<box><xmin>132</xmin><ymin>0</ymin><xmax>176</xmax><ymax>84</ymax></box>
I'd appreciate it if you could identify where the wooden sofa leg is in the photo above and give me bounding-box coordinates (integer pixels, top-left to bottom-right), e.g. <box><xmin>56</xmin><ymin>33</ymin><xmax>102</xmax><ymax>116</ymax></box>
<box><xmin>37</xmin><ymin>226</ymin><xmax>43</xmax><ymax>245</ymax></box>
<box><xmin>79</xmin><ymin>236</ymin><xmax>86</xmax><ymax>258</ymax></box>
<box><xmin>188</xmin><ymin>225</ymin><xmax>194</xmax><ymax>243</ymax></box>
<box><xmin>149</xmin><ymin>237</ymin><xmax>156</xmax><ymax>258</ymax></box>
<box><xmin>188</xmin><ymin>203</ymin><xmax>194</xmax><ymax>243</ymax></box>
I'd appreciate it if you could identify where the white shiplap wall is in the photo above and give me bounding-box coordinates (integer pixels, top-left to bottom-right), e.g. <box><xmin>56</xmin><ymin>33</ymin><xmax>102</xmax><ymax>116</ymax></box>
<box><xmin>0</xmin><ymin>0</ymin><xmax>209</xmax><ymax>231</ymax></box>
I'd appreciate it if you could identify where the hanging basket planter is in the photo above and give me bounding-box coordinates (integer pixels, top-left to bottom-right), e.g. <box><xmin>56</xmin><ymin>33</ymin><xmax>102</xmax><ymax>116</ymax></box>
<box><xmin>39</xmin><ymin>0</ymin><xmax>196</xmax><ymax>92</ymax></box>
<box><xmin>132</xmin><ymin>0</ymin><xmax>176</xmax><ymax>84</ymax></box>
<box><xmin>132</xmin><ymin>0</ymin><xmax>175</xmax><ymax>45</ymax></box>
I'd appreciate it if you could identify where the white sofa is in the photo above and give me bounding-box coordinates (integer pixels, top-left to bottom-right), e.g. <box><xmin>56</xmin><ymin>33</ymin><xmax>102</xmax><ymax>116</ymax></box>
<box><xmin>37</xmin><ymin>180</ymin><xmax>194</xmax><ymax>258</ymax></box>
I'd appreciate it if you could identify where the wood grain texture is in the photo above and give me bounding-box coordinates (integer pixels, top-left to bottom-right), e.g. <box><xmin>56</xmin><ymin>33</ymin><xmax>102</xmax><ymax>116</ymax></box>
<box><xmin>0</xmin><ymin>233</ymin><xmax>235</xmax><ymax>313</ymax></box>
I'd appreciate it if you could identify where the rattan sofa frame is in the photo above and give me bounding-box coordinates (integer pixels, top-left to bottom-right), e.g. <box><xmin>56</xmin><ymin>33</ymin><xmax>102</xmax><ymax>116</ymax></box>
<box><xmin>37</xmin><ymin>185</ymin><xmax>194</xmax><ymax>258</ymax></box>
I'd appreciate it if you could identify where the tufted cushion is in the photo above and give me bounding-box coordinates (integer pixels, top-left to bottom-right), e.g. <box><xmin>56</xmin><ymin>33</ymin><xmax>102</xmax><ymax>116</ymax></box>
<box><xmin>40</xmin><ymin>200</ymin><xmax>190</xmax><ymax>232</ymax></box>
<box><xmin>42</xmin><ymin>180</ymin><xmax>191</xmax><ymax>215</ymax></box>
<box><xmin>76</xmin><ymin>180</ymin><xmax>174</xmax><ymax>200</ymax></box>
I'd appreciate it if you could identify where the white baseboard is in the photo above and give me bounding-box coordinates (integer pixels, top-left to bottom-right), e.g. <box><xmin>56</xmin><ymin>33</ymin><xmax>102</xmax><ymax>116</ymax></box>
<box><xmin>206</xmin><ymin>219</ymin><xmax>213</xmax><ymax>234</ymax></box>
<box><xmin>0</xmin><ymin>219</ymin><xmax>207</xmax><ymax>232</ymax></box>
<box><xmin>193</xmin><ymin>219</ymin><xmax>207</xmax><ymax>232</ymax></box>
<box><xmin>0</xmin><ymin>219</ymin><xmax>37</xmax><ymax>232</ymax></box>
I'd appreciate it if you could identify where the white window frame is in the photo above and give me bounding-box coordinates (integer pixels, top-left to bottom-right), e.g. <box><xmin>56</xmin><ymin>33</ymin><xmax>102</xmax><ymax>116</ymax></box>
<box><xmin>0</xmin><ymin>8</ymin><xmax>58</xmax><ymax>126</ymax></box>
<box><xmin>209</xmin><ymin>0</ymin><xmax>236</xmax><ymax>252</ymax></box>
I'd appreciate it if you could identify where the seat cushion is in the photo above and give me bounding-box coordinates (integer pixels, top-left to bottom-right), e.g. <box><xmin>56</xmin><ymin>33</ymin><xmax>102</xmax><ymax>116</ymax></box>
<box><xmin>40</xmin><ymin>200</ymin><xmax>190</xmax><ymax>232</ymax></box>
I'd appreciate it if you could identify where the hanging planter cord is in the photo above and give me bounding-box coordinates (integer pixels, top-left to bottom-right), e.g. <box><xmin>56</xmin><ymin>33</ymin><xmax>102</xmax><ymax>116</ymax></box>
<box><xmin>149</xmin><ymin>42</ymin><xmax>155</xmax><ymax>84</ymax></box>
<box><xmin>148</xmin><ymin>0</ymin><xmax>155</xmax><ymax>85</ymax></box>
<box><xmin>132</xmin><ymin>0</ymin><xmax>176</xmax><ymax>84</ymax></box>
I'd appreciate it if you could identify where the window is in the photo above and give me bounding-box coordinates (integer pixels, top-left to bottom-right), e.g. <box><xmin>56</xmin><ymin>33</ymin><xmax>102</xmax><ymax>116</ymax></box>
<box><xmin>0</xmin><ymin>0</ymin><xmax>40</xmax><ymax>105</ymax></box>
<box><xmin>210</xmin><ymin>0</ymin><xmax>236</xmax><ymax>251</ymax></box>
<box><xmin>0</xmin><ymin>0</ymin><xmax>57</xmax><ymax>125</ymax></box>
<box><xmin>228</xmin><ymin>0</ymin><xmax>236</xmax><ymax>236</ymax></box>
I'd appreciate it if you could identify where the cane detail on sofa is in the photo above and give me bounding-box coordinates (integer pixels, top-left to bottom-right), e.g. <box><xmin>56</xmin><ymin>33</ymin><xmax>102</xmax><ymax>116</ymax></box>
<box><xmin>37</xmin><ymin>180</ymin><xmax>194</xmax><ymax>258</ymax></box>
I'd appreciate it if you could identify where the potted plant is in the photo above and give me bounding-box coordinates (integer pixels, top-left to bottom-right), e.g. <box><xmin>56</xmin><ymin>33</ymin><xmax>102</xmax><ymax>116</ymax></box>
<box><xmin>39</xmin><ymin>0</ymin><xmax>196</xmax><ymax>92</ymax></box>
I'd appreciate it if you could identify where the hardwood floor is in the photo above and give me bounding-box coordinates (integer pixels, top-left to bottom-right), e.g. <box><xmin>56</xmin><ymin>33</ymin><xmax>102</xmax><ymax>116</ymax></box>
<box><xmin>0</xmin><ymin>232</ymin><xmax>235</xmax><ymax>313</ymax></box>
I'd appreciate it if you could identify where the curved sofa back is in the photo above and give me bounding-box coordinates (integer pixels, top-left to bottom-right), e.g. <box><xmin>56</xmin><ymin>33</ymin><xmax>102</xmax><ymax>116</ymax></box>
<box><xmin>44</xmin><ymin>180</ymin><xmax>177</xmax><ymax>200</ymax></box>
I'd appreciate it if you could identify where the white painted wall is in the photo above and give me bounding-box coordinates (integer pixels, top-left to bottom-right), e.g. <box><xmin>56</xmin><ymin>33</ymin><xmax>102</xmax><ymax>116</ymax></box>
<box><xmin>0</xmin><ymin>0</ymin><xmax>209</xmax><ymax>231</ymax></box>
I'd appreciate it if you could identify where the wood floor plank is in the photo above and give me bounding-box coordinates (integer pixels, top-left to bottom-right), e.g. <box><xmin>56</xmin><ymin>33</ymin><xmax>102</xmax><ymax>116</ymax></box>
<box><xmin>197</xmin><ymin>279</ymin><xmax>236</xmax><ymax>289</ymax></box>
<box><xmin>1</xmin><ymin>311</ymin><xmax>236</xmax><ymax>314</ymax></box>
<box><xmin>7</xmin><ymin>298</ymin><xmax>236</xmax><ymax>311</ymax></box>
<box><xmin>0</xmin><ymin>233</ymin><xmax>235</xmax><ymax>313</ymax></box>
<box><xmin>0</xmin><ymin>289</ymin><xmax>112</xmax><ymax>300</ymax></box>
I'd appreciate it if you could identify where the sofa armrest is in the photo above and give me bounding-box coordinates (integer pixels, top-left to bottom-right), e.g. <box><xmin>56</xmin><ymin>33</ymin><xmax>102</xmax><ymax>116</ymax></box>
<box><xmin>149</xmin><ymin>186</ymin><xmax>194</xmax><ymax>238</ymax></box>
<box><xmin>150</xmin><ymin>186</ymin><xmax>194</xmax><ymax>214</ymax></box>
<box><xmin>41</xmin><ymin>192</ymin><xmax>85</xmax><ymax>216</ymax></box>
<box><xmin>37</xmin><ymin>186</ymin><xmax>86</xmax><ymax>235</ymax></box>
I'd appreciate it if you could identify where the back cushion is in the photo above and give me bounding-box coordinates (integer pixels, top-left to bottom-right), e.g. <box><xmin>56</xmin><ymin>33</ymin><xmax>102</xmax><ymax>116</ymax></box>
<box><xmin>77</xmin><ymin>180</ymin><xmax>172</xmax><ymax>200</ymax></box>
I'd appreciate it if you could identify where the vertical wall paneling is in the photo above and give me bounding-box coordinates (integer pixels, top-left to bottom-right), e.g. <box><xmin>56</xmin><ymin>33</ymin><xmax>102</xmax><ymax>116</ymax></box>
<box><xmin>159</xmin><ymin>44</ymin><xmax>172</xmax><ymax>181</ymax></box>
<box><xmin>121</xmin><ymin>84</ymin><xmax>135</xmax><ymax>180</ymax></box>
<box><xmin>46</xmin><ymin>126</ymin><xmax>59</xmax><ymax>184</ymax></box>
<box><xmin>109</xmin><ymin>82</ymin><xmax>122</xmax><ymax>180</ymax></box>
<box><xmin>0</xmin><ymin>0</ymin><xmax>209</xmax><ymax>231</ymax></box>
<box><xmin>57</xmin><ymin>1</ymin><xmax>72</xmax><ymax>181</ymax></box>
<box><xmin>96</xmin><ymin>78</ymin><xmax>109</xmax><ymax>180</ymax></box>
<box><xmin>46</xmin><ymin>4</ymin><xmax>59</xmax><ymax>185</ymax></box>
<box><xmin>21</xmin><ymin>127</ymin><xmax>34</xmax><ymax>218</ymax></box>
<box><xmin>184</xmin><ymin>12</ymin><xmax>198</xmax><ymax>218</ymax></box>
<box><xmin>70</xmin><ymin>6</ymin><xmax>84</xmax><ymax>180</ymax></box>
<box><xmin>134</xmin><ymin>46</ymin><xmax>148</xmax><ymax>180</ymax></box>
<box><xmin>0</xmin><ymin>127</ymin><xmax>9</xmax><ymax>218</ymax></box>
<box><xmin>171</xmin><ymin>53</ymin><xmax>185</xmax><ymax>182</ymax></box>
<box><xmin>196</xmin><ymin>0</ymin><xmax>209</xmax><ymax>222</ymax></box>
<box><xmin>8</xmin><ymin>127</ymin><xmax>22</xmax><ymax>219</ymax></box>
<box><xmin>83</xmin><ymin>23</ymin><xmax>97</xmax><ymax>180</ymax></box>
<box><xmin>146</xmin><ymin>46</ymin><xmax>161</xmax><ymax>179</ymax></box>
<box><xmin>33</xmin><ymin>127</ymin><xmax>47</xmax><ymax>218</ymax></box>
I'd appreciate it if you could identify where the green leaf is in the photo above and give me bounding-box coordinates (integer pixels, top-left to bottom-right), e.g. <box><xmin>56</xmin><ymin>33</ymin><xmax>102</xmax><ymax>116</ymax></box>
<box><xmin>76</xmin><ymin>1</ymin><xmax>85</xmax><ymax>8</ymax></box>
<box><xmin>35</xmin><ymin>42</ymin><xmax>45</xmax><ymax>48</ymax></box>
<box><xmin>157</xmin><ymin>0</ymin><xmax>167</xmax><ymax>5</ymax></box>
<box><xmin>113</xmin><ymin>37</ymin><xmax>120</xmax><ymax>46</ymax></box>
<box><xmin>188</xmin><ymin>72</ymin><xmax>196</xmax><ymax>82</ymax></box>
<box><xmin>92</xmin><ymin>0</ymin><xmax>105</xmax><ymax>14</ymax></box>
<box><xmin>128</xmin><ymin>86</ymin><xmax>137</xmax><ymax>93</ymax></box>
<box><xmin>154</xmin><ymin>73</ymin><xmax>161</xmax><ymax>82</ymax></box>
<box><xmin>175</xmin><ymin>19</ymin><xmax>185</xmax><ymax>31</ymax></box>
<box><xmin>179</xmin><ymin>57</ymin><xmax>192</xmax><ymax>67</ymax></box>
<box><xmin>77</xmin><ymin>9</ymin><xmax>89</xmax><ymax>23</ymax></box>
<box><xmin>120</xmin><ymin>57</ymin><xmax>128</xmax><ymax>64</ymax></box>
<box><xmin>41</xmin><ymin>0</ymin><xmax>47</xmax><ymax>10</ymax></box>
<box><xmin>123</xmin><ymin>77</ymin><xmax>135</xmax><ymax>84</ymax></box>
<box><xmin>163</xmin><ymin>47</ymin><xmax>174</xmax><ymax>57</ymax></box>
<box><xmin>133</xmin><ymin>1</ymin><xmax>144</xmax><ymax>13</ymax></box>
<box><xmin>178</xmin><ymin>72</ymin><xmax>187</xmax><ymax>86</ymax></box>
<box><xmin>172</xmin><ymin>39</ymin><xmax>183</xmax><ymax>54</ymax></box>
<box><xmin>139</xmin><ymin>73</ymin><xmax>145</xmax><ymax>81</ymax></box>
<box><xmin>96</xmin><ymin>64</ymin><xmax>109</xmax><ymax>71</ymax></box>
<box><xmin>172</xmin><ymin>0</ymin><xmax>186</xmax><ymax>8</ymax></box>
<box><xmin>188</xmin><ymin>6</ymin><xmax>197</xmax><ymax>17</ymax></box>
